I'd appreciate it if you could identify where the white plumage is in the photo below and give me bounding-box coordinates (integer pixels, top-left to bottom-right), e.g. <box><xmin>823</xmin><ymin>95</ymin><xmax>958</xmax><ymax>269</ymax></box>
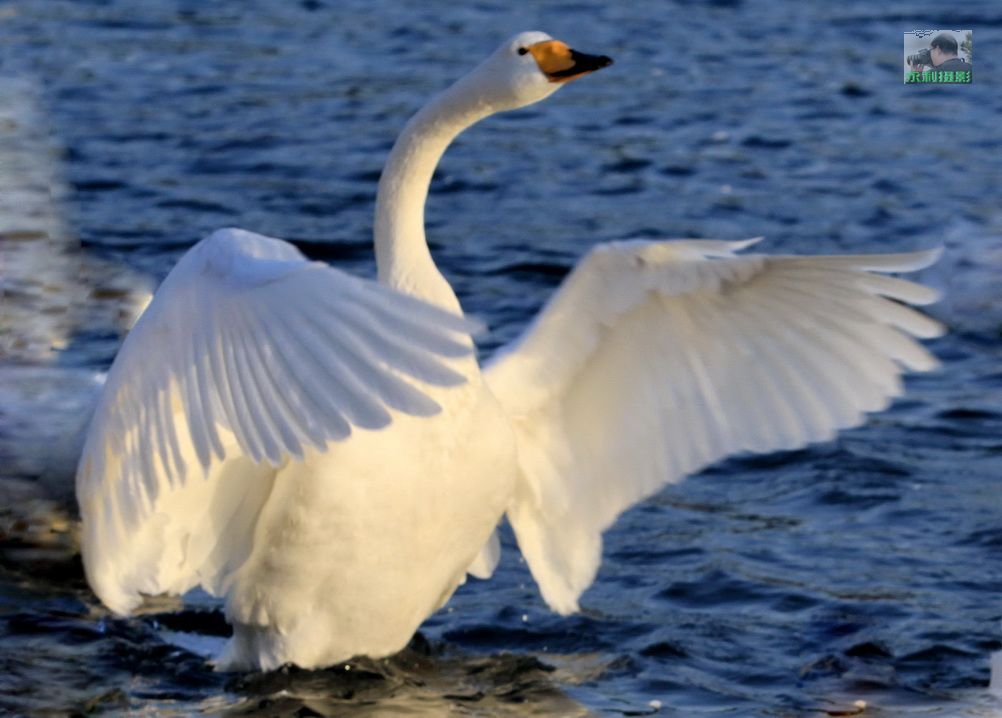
<box><xmin>487</xmin><ymin>239</ymin><xmax>942</xmax><ymax>613</ymax></box>
<box><xmin>76</xmin><ymin>32</ymin><xmax>943</xmax><ymax>670</ymax></box>
<box><xmin>77</xmin><ymin>228</ymin><xmax>482</xmax><ymax>617</ymax></box>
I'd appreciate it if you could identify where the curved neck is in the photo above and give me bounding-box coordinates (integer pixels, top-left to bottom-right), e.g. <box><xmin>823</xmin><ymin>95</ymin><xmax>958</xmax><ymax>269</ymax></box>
<box><xmin>374</xmin><ymin>73</ymin><xmax>495</xmax><ymax>310</ymax></box>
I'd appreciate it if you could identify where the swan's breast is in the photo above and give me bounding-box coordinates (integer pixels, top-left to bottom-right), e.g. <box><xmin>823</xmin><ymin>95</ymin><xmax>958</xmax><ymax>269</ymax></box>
<box><xmin>221</xmin><ymin>368</ymin><xmax>517</xmax><ymax>668</ymax></box>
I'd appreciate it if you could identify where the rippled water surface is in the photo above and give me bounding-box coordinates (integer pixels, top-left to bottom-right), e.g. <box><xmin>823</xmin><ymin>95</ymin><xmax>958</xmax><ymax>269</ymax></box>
<box><xmin>2</xmin><ymin>0</ymin><xmax>1002</xmax><ymax>715</ymax></box>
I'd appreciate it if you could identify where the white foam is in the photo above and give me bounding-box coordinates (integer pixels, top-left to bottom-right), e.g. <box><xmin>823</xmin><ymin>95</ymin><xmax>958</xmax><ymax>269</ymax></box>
<box><xmin>990</xmin><ymin>651</ymin><xmax>1002</xmax><ymax>696</ymax></box>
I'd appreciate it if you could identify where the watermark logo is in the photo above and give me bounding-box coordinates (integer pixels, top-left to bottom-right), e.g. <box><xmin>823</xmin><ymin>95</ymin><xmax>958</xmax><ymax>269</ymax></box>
<box><xmin>904</xmin><ymin>30</ymin><xmax>972</xmax><ymax>84</ymax></box>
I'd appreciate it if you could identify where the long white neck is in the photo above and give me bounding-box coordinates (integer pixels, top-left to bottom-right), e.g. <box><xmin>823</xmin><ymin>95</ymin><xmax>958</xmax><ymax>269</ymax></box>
<box><xmin>374</xmin><ymin>72</ymin><xmax>496</xmax><ymax>311</ymax></box>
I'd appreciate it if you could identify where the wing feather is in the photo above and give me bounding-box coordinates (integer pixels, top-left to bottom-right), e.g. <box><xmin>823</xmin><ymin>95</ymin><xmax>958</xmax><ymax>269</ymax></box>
<box><xmin>255</xmin><ymin>303</ymin><xmax>341</xmax><ymax>448</ymax></box>
<box><xmin>335</xmin><ymin>300</ymin><xmax>471</xmax><ymax>387</ymax></box>
<box><xmin>218</xmin><ymin>314</ymin><xmax>266</xmax><ymax>461</ymax></box>
<box><xmin>323</xmin><ymin>309</ymin><xmax>431</xmax><ymax>422</ymax></box>
<box><xmin>344</xmin><ymin>281</ymin><xmax>475</xmax><ymax>358</ymax></box>
<box><xmin>184</xmin><ymin>305</ymin><xmax>221</xmax><ymax>466</ymax></box>
<box><xmin>77</xmin><ymin>227</ymin><xmax>479</xmax><ymax>614</ymax></box>
<box><xmin>485</xmin><ymin>238</ymin><xmax>943</xmax><ymax>613</ymax></box>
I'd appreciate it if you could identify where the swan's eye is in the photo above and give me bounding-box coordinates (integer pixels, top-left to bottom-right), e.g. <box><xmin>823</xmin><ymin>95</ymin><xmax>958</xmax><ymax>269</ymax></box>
<box><xmin>517</xmin><ymin>47</ymin><xmax>528</xmax><ymax>56</ymax></box>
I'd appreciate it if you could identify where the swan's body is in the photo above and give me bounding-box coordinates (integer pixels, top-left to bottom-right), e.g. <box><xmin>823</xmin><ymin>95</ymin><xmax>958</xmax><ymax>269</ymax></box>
<box><xmin>77</xmin><ymin>32</ymin><xmax>943</xmax><ymax>671</ymax></box>
<box><xmin>220</xmin><ymin>367</ymin><xmax>514</xmax><ymax>669</ymax></box>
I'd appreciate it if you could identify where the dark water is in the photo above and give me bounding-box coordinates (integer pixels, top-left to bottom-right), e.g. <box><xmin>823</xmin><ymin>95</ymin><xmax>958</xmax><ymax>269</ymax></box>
<box><xmin>2</xmin><ymin>0</ymin><xmax>1002</xmax><ymax>715</ymax></box>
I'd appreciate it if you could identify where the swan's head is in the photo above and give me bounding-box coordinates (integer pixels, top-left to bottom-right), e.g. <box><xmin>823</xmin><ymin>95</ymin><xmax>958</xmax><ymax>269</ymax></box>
<box><xmin>469</xmin><ymin>31</ymin><xmax>613</xmax><ymax>111</ymax></box>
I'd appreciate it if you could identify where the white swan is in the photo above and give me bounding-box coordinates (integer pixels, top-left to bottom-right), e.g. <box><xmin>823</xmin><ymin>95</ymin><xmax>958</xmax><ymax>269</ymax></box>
<box><xmin>76</xmin><ymin>31</ymin><xmax>943</xmax><ymax>671</ymax></box>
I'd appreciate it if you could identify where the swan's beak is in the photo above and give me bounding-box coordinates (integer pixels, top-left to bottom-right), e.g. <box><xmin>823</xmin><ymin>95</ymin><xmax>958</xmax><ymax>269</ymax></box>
<box><xmin>529</xmin><ymin>40</ymin><xmax>613</xmax><ymax>83</ymax></box>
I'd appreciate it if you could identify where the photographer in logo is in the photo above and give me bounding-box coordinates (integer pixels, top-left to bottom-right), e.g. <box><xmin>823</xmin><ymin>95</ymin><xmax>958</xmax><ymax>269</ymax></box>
<box><xmin>906</xmin><ymin>33</ymin><xmax>972</xmax><ymax>82</ymax></box>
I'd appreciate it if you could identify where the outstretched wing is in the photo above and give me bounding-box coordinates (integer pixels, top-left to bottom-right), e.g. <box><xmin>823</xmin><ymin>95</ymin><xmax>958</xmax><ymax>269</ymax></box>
<box><xmin>77</xmin><ymin>227</ymin><xmax>479</xmax><ymax>614</ymax></box>
<box><xmin>484</xmin><ymin>239</ymin><xmax>943</xmax><ymax>613</ymax></box>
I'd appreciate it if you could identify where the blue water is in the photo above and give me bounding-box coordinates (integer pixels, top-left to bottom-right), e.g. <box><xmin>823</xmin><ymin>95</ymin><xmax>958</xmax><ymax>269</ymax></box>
<box><xmin>2</xmin><ymin>0</ymin><xmax>1002</xmax><ymax>715</ymax></box>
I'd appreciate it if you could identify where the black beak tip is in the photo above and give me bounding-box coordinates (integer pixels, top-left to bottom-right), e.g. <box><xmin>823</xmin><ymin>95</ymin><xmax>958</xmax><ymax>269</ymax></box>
<box><xmin>551</xmin><ymin>50</ymin><xmax>614</xmax><ymax>80</ymax></box>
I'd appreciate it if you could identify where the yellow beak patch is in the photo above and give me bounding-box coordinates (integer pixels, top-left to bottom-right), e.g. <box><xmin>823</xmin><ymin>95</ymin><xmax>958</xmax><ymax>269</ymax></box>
<box><xmin>528</xmin><ymin>40</ymin><xmax>577</xmax><ymax>83</ymax></box>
